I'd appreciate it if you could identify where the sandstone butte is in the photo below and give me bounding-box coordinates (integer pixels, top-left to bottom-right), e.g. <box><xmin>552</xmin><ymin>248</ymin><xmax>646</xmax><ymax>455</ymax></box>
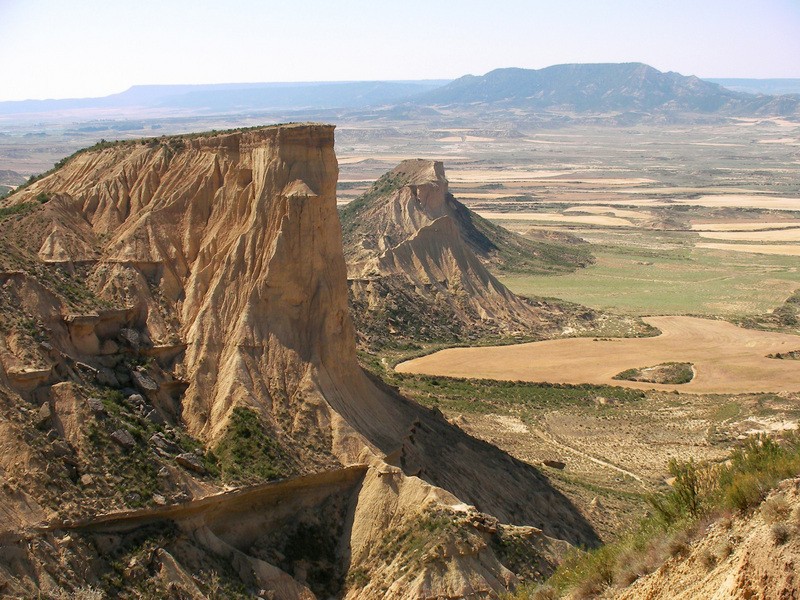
<box><xmin>0</xmin><ymin>124</ymin><xmax>598</xmax><ymax>599</ymax></box>
<box><xmin>341</xmin><ymin>159</ymin><xmax>554</xmax><ymax>348</ymax></box>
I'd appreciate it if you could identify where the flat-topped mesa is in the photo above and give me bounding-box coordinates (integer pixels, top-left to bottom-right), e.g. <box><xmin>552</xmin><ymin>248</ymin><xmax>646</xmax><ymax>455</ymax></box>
<box><xmin>4</xmin><ymin>124</ymin><xmax>378</xmax><ymax>451</ymax></box>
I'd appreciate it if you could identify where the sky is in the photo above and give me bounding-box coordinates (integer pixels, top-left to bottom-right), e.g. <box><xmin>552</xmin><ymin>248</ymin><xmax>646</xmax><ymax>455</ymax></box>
<box><xmin>1</xmin><ymin>0</ymin><xmax>799</xmax><ymax>101</ymax></box>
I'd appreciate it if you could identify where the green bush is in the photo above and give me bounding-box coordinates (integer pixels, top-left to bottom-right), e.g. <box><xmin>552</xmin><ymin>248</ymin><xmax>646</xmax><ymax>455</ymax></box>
<box><xmin>211</xmin><ymin>407</ymin><xmax>292</xmax><ymax>484</ymax></box>
<box><xmin>547</xmin><ymin>432</ymin><xmax>800</xmax><ymax>596</ymax></box>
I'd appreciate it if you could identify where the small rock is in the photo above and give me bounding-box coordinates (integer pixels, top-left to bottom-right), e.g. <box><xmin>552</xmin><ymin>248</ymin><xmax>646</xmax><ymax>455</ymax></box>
<box><xmin>175</xmin><ymin>453</ymin><xmax>205</xmax><ymax>474</ymax></box>
<box><xmin>115</xmin><ymin>369</ymin><xmax>132</xmax><ymax>386</ymax></box>
<box><xmin>98</xmin><ymin>354</ymin><xmax>121</xmax><ymax>368</ymax></box>
<box><xmin>152</xmin><ymin>494</ymin><xmax>166</xmax><ymax>506</ymax></box>
<box><xmin>125</xmin><ymin>492</ymin><xmax>141</xmax><ymax>504</ymax></box>
<box><xmin>46</xmin><ymin>429</ymin><xmax>60</xmax><ymax>441</ymax></box>
<box><xmin>36</xmin><ymin>403</ymin><xmax>52</xmax><ymax>429</ymax></box>
<box><xmin>150</xmin><ymin>432</ymin><xmax>179</xmax><ymax>455</ymax></box>
<box><xmin>110</xmin><ymin>429</ymin><xmax>136</xmax><ymax>449</ymax></box>
<box><xmin>50</xmin><ymin>440</ymin><xmax>71</xmax><ymax>457</ymax></box>
<box><xmin>75</xmin><ymin>361</ymin><xmax>98</xmax><ymax>375</ymax></box>
<box><xmin>145</xmin><ymin>409</ymin><xmax>165</xmax><ymax>426</ymax></box>
<box><xmin>157</xmin><ymin>467</ymin><xmax>170</xmax><ymax>478</ymax></box>
<box><xmin>80</xmin><ymin>474</ymin><xmax>94</xmax><ymax>486</ymax></box>
<box><xmin>467</xmin><ymin>512</ymin><xmax>499</xmax><ymax>534</ymax></box>
<box><xmin>118</xmin><ymin>328</ymin><xmax>140</xmax><ymax>350</ymax></box>
<box><xmin>131</xmin><ymin>371</ymin><xmax>158</xmax><ymax>393</ymax></box>
<box><xmin>86</xmin><ymin>397</ymin><xmax>106</xmax><ymax>415</ymax></box>
<box><xmin>542</xmin><ymin>460</ymin><xmax>566</xmax><ymax>470</ymax></box>
<box><xmin>100</xmin><ymin>339</ymin><xmax>119</xmax><ymax>355</ymax></box>
<box><xmin>95</xmin><ymin>367</ymin><xmax>119</xmax><ymax>388</ymax></box>
<box><xmin>127</xmin><ymin>393</ymin><xmax>145</xmax><ymax>407</ymax></box>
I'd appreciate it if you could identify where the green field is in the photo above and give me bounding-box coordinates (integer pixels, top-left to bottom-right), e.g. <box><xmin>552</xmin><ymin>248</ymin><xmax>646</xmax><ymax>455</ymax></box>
<box><xmin>499</xmin><ymin>232</ymin><xmax>800</xmax><ymax>318</ymax></box>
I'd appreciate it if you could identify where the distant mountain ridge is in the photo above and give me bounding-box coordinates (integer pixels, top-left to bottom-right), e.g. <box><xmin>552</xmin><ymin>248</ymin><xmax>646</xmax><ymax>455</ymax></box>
<box><xmin>0</xmin><ymin>80</ymin><xmax>451</xmax><ymax>117</ymax></box>
<box><xmin>2</xmin><ymin>64</ymin><xmax>799</xmax><ymax>124</ymax></box>
<box><xmin>414</xmin><ymin>63</ymin><xmax>800</xmax><ymax>116</ymax></box>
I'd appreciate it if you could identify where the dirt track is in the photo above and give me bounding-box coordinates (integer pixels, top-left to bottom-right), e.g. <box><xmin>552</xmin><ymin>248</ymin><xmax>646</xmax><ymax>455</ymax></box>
<box><xmin>396</xmin><ymin>316</ymin><xmax>800</xmax><ymax>393</ymax></box>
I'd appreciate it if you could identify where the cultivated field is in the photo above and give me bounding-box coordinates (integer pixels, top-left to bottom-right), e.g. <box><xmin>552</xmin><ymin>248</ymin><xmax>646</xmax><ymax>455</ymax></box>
<box><xmin>396</xmin><ymin>316</ymin><xmax>800</xmax><ymax>393</ymax></box>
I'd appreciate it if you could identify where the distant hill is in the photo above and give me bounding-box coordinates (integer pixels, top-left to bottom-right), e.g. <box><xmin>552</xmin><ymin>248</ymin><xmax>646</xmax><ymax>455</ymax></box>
<box><xmin>707</xmin><ymin>78</ymin><xmax>800</xmax><ymax>96</ymax></box>
<box><xmin>413</xmin><ymin>63</ymin><xmax>800</xmax><ymax>117</ymax></box>
<box><xmin>0</xmin><ymin>169</ymin><xmax>25</xmax><ymax>197</ymax></box>
<box><xmin>0</xmin><ymin>80</ymin><xmax>450</xmax><ymax>118</ymax></box>
<box><xmin>3</xmin><ymin>64</ymin><xmax>799</xmax><ymax>126</ymax></box>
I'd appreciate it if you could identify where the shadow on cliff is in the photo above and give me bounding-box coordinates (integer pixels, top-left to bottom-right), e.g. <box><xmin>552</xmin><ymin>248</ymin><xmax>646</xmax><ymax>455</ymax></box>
<box><xmin>344</xmin><ymin>370</ymin><xmax>600</xmax><ymax>548</ymax></box>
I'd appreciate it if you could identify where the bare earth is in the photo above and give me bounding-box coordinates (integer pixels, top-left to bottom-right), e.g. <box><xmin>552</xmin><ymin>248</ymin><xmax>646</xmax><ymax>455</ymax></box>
<box><xmin>696</xmin><ymin>228</ymin><xmax>800</xmax><ymax>242</ymax></box>
<box><xmin>695</xmin><ymin>242</ymin><xmax>800</xmax><ymax>256</ymax></box>
<box><xmin>396</xmin><ymin>316</ymin><xmax>800</xmax><ymax>393</ymax></box>
<box><xmin>474</xmin><ymin>211</ymin><xmax>636</xmax><ymax>227</ymax></box>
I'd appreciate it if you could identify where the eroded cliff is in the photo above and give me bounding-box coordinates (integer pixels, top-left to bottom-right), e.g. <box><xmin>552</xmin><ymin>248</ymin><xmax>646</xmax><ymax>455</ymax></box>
<box><xmin>340</xmin><ymin>159</ymin><xmax>619</xmax><ymax>350</ymax></box>
<box><xmin>0</xmin><ymin>125</ymin><xmax>596</xmax><ymax>598</ymax></box>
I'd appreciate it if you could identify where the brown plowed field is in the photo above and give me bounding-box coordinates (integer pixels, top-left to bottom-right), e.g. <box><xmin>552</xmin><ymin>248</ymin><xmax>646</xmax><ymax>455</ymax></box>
<box><xmin>396</xmin><ymin>316</ymin><xmax>800</xmax><ymax>393</ymax></box>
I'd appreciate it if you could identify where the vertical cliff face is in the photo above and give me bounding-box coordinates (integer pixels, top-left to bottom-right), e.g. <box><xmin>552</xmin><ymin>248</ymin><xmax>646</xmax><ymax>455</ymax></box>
<box><xmin>7</xmin><ymin>125</ymin><xmax>388</xmax><ymax>464</ymax></box>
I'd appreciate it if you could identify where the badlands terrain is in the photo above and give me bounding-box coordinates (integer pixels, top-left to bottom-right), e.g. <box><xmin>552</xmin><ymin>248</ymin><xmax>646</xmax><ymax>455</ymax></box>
<box><xmin>0</xmin><ymin>68</ymin><xmax>799</xmax><ymax>597</ymax></box>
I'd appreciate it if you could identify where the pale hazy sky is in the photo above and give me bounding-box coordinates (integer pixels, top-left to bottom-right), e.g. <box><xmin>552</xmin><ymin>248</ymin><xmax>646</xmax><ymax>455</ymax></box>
<box><xmin>1</xmin><ymin>0</ymin><xmax>799</xmax><ymax>101</ymax></box>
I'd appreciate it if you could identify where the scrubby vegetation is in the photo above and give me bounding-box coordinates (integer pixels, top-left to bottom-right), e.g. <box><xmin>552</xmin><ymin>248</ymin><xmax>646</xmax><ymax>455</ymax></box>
<box><xmin>393</xmin><ymin>373</ymin><xmax>645</xmax><ymax>415</ymax></box>
<box><xmin>0</xmin><ymin>201</ymin><xmax>40</xmax><ymax>220</ymax></box>
<box><xmin>454</xmin><ymin>205</ymin><xmax>594</xmax><ymax>276</ymax></box>
<box><xmin>210</xmin><ymin>407</ymin><xmax>293</xmax><ymax>484</ymax></box>
<box><xmin>84</xmin><ymin>387</ymin><xmax>213</xmax><ymax>508</ymax></box>
<box><xmin>543</xmin><ymin>432</ymin><xmax>800</xmax><ymax>597</ymax></box>
<box><xmin>613</xmin><ymin>362</ymin><xmax>694</xmax><ymax>384</ymax></box>
<box><xmin>738</xmin><ymin>288</ymin><xmax>800</xmax><ymax>335</ymax></box>
<box><xmin>339</xmin><ymin>171</ymin><xmax>410</xmax><ymax>243</ymax></box>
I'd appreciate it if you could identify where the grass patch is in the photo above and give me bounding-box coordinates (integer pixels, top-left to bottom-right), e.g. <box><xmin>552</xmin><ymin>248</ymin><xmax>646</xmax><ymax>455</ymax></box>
<box><xmin>613</xmin><ymin>362</ymin><xmax>694</xmax><ymax>384</ymax></box>
<box><xmin>209</xmin><ymin>407</ymin><xmax>292</xmax><ymax>484</ymax></box>
<box><xmin>499</xmin><ymin>242</ymin><xmax>800</xmax><ymax>320</ymax></box>
<box><xmin>712</xmin><ymin>401</ymin><xmax>741</xmax><ymax>422</ymax></box>
<box><xmin>0</xmin><ymin>202</ymin><xmax>39</xmax><ymax>220</ymax></box>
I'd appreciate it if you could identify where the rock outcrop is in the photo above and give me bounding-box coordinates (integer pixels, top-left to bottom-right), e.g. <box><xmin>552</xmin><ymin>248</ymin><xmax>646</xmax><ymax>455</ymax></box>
<box><xmin>341</xmin><ymin>159</ymin><xmax>597</xmax><ymax>349</ymax></box>
<box><xmin>0</xmin><ymin>125</ymin><xmax>596</xmax><ymax>598</ymax></box>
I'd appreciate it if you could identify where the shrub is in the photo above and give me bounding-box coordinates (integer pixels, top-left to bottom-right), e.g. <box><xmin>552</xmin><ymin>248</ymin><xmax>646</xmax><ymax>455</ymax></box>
<box><xmin>761</xmin><ymin>494</ymin><xmax>790</xmax><ymax>524</ymax></box>
<box><xmin>771</xmin><ymin>523</ymin><xmax>791</xmax><ymax>545</ymax></box>
<box><xmin>699</xmin><ymin>549</ymin><xmax>717</xmax><ymax>570</ymax></box>
<box><xmin>548</xmin><ymin>432</ymin><xmax>800</xmax><ymax>596</ymax></box>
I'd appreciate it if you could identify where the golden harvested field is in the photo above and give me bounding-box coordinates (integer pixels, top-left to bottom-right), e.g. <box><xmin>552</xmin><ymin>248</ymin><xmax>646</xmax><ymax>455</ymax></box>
<box><xmin>474</xmin><ymin>211</ymin><xmax>636</xmax><ymax>227</ymax></box>
<box><xmin>674</xmin><ymin>195</ymin><xmax>800</xmax><ymax>210</ymax></box>
<box><xmin>396</xmin><ymin>316</ymin><xmax>800</xmax><ymax>394</ymax></box>
<box><xmin>694</xmin><ymin>242</ymin><xmax>800</xmax><ymax>256</ymax></box>
<box><xmin>696</xmin><ymin>228</ymin><xmax>800</xmax><ymax>242</ymax></box>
